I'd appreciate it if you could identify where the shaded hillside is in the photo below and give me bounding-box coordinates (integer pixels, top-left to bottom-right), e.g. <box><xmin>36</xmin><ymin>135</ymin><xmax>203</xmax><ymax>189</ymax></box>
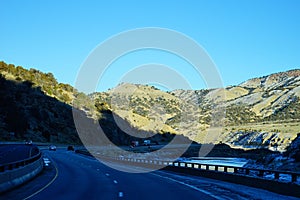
<box><xmin>285</xmin><ymin>133</ymin><xmax>300</xmax><ymax>162</ymax></box>
<box><xmin>0</xmin><ymin>74</ymin><xmax>80</xmax><ymax>143</ymax></box>
<box><xmin>0</xmin><ymin>61</ymin><xmax>192</xmax><ymax>146</ymax></box>
<box><xmin>1</xmin><ymin>60</ymin><xmax>300</xmax><ymax>153</ymax></box>
<box><xmin>0</xmin><ymin>61</ymin><xmax>97</xmax><ymax>118</ymax></box>
<box><xmin>98</xmin><ymin>110</ymin><xmax>193</xmax><ymax>146</ymax></box>
<box><xmin>0</xmin><ymin>74</ymin><xmax>177</xmax><ymax>145</ymax></box>
<box><xmin>0</xmin><ymin>61</ymin><xmax>74</xmax><ymax>104</ymax></box>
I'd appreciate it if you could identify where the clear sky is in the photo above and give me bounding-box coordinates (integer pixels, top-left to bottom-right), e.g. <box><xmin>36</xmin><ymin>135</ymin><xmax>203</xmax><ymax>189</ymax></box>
<box><xmin>1</xmin><ymin>0</ymin><xmax>299</xmax><ymax>92</ymax></box>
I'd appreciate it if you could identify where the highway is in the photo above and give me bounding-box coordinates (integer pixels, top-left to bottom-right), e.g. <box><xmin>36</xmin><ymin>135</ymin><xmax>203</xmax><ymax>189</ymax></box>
<box><xmin>28</xmin><ymin>149</ymin><xmax>213</xmax><ymax>200</ymax></box>
<box><xmin>2</xmin><ymin>149</ymin><xmax>299</xmax><ymax>200</ymax></box>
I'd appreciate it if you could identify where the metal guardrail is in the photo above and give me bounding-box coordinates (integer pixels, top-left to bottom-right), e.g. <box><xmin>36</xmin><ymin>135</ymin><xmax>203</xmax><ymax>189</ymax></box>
<box><xmin>0</xmin><ymin>150</ymin><xmax>42</xmax><ymax>173</ymax></box>
<box><xmin>75</xmin><ymin>150</ymin><xmax>300</xmax><ymax>184</ymax></box>
<box><xmin>173</xmin><ymin>161</ymin><xmax>300</xmax><ymax>183</ymax></box>
<box><xmin>116</xmin><ymin>156</ymin><xmax>300</xmax><ymax>183</ymax></box>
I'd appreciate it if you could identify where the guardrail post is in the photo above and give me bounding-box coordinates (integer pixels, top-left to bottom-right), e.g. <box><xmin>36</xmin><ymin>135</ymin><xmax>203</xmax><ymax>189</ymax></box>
<box><xmin>206</xmin><ymin>165</ymin><xmax>209</xmax><ymax>170</ymax></box>
<box><xmin>215</xmin><ymin>166</ymin><xmax>218</xmax><ymax>171</ymax></box>
<box><xmin>234</xmin><ymin>167</ymin><xmax>238</xmax><ymax>173</ymax></box>
<box><xmin>274</xmin><ymin>172</ymin><xmax>279</xmax><ymax>180</ymax></box>
<box><xmin>245</xmin><ymin>169</ymin><xmax>250</xmax><ymax>175</ymax></box>
<box><xmin>224</xmin><ymin>166</ymin><xmax>227</xmax><ymax>172</ymax></box>
<box><xmin>292</xmin><ymin>174</ymin><xmax>297</xmax><ymax>182</ymax></box>
<box><xmin>258</xmin><ymin>170</ymin><xmax>264</xmax><ymax>177</ymax></box>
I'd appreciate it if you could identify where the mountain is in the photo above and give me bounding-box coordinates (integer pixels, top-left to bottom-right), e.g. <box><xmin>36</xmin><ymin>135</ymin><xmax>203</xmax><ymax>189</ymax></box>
<box><xmin>0</xmin><ymin>73</ymin><xmax>80</xmax><ymax>143</ymax></box>
<box><xmin>0</xmin><ymin>61</ymin><xmax>183</xmax><ymax>145</ymax></box>
<box><xmin>1</xmin><ymin>60</ymin><xmax>299</xmax><ymax>153</ymax></box>
<box><xmin>0</xmin><ymin>61</ymin><xmax>98</xmax><ymax>118</ymax></box>
<box><xmin>92</xmin><ymin>69</ymin><xmax>300</xmax><ymax>151</ymax></box>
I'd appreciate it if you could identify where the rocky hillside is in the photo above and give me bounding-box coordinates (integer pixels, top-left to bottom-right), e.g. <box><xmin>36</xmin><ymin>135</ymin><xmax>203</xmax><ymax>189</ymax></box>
<box><xmin>93</xmin><ymin>69</ymin><xmax>300</xmax><ymax>151</ymax></box>
<box><xmin>0</xmin><ymin>74</ymin><xmax>81</xmax><ymax>143</ymax></box>
<box><xmin>1</xmin><ymin>60</ymin><xmax>299</xmax><ymax>152</ymax></box>
<box><xmin>0</xmin><ymin>61</ymin><xmax>97</xmax><ymax>118</ymax></box>
<box><xmin>0</xmin><ymin>61</ymin><xmax>183</xmax><ymax>145</ymax></box>
<box><xmin>173</xmin><ymin>69</ymin><xmax>300</xmax><ymax>119</ymax></box>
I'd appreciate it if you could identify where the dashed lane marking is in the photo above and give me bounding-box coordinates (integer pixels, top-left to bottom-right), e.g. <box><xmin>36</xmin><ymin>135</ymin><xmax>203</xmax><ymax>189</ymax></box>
<box><xmin>118</xmin><ymin>192</ymin><xmax>124</xmax><ymax>198</ymax></box>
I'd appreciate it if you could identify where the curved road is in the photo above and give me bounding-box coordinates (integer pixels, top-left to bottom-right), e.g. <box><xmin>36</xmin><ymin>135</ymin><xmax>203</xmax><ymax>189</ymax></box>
<box><xmin>3</xmin><ymin>149</ymin><xmax>298</xmax><ymax>200</ymax></box>
<box><xmin>30</xmin><ymin>150</ymin><xmax>213</xmax><ymax>200</ymax></box>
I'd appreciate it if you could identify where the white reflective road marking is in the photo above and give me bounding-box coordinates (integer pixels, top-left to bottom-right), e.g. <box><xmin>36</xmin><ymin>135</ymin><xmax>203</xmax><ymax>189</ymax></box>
<box><xmin>118</xmin><ymin>192</ymin><xmax>123</xmax><ymax>198</ymax></box>
<box><xmin>24</xmin><ymin>155</ymin><xmax>59</xmax><ymax>200</ymax></box>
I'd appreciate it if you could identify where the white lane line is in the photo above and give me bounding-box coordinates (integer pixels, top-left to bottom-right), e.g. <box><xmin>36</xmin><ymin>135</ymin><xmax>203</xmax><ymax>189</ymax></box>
<box><xmin>113</xmin><ymin>180</ymin><xmax>118</xmax><ymax>184</ymax></box>
<box><xmin>105</xmin><ymin>173</ymin><xmax>110</xmax><ymax>176</ymax></box>
<box><xmin>23</xmin><ymin>155</ymin><xmax>59</xmax><ymax>200</ymax></box>
<box><xmin>151</xmin><ymin>173</ymin><xmax>225</xmax><ymax>200</ymax></box>
<box><xmin>118</xmin><ymin>192</ymin><xmax>124</xmax><ymax>198</ymax></box>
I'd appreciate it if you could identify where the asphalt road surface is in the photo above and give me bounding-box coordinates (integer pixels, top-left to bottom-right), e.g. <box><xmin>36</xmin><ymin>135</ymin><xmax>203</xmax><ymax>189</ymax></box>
<box><xmin>29</xmin><ymin>149</ymin><xmax>214</xmax><ymax>200</ymax></box>
<box><xmin>2</xmin><ymin>149</ymin><xmax>299</xmax><ymax>200</ymax></box>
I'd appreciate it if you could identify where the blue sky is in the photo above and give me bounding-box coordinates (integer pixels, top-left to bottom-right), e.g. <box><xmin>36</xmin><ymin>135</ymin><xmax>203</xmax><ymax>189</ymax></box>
<box><xmin>0</xmin><ymin>0</ymin><xmax>299</xmax><ymax>92</ymax></box>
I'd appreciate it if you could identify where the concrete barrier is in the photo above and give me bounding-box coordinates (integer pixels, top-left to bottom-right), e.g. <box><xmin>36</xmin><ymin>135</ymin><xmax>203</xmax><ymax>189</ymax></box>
<box><xmin>0</xmin><ymin>153</ymin><xmax>43</xmax><ymax>193</ymax></box>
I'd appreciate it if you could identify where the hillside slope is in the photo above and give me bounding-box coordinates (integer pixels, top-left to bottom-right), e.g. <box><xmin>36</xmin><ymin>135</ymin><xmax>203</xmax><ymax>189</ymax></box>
<box><xmin>0</xmin><ymin>74</ymin><xmax>81</xmax><ymax>143</ymax></box>
<box><xmin>0</xmin><ymin>61</ymin><xmax>182</xmax><ymax>145</ymax></box>
<box><xmin>93</xmin><ymin>70</ymin><xmax>300</xmax><ymax>151</ymax></box>
<box><xmin>1</xmin><ymin>60</ymin><xmax>299</xmax><ymax>152</ymax></box>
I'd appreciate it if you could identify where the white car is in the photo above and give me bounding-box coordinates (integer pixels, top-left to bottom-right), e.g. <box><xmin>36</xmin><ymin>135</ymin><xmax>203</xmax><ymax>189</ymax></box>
<box><xmin>25</xmin><ymin>140</ymin><xmax>33</xmax><ymax>145</ymax></box>
<box><xmin>49</xmin><ymin>145</ymin><xmax>57</xmax><ymax>151</ymax></box>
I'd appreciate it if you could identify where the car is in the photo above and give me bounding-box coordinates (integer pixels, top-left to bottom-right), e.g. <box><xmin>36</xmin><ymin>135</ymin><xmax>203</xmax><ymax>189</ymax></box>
<box><xmin>25</xmin><ymin>140</ymin><xmax>33</xmax><ymax>145</ymax></box>
<box><xmin>49</xmin><ymin>145</ymin><xmax>57</xmax><ymax>151</ymax></box>
<box><xmin>67</xmin><ymin>145</ymin><xmax>74</xmax><ymax>151</ymax></box>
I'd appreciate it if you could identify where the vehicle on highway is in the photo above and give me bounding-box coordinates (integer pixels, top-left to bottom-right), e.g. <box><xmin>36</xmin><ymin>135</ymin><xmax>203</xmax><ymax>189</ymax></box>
<box><xmin>67</xmin><ymin>145</ymin><xmax>74</xmax><ymax>151</ymax></box>
<box><xmin>143</xmin><ymin>140</ymin><xmax>151</xmax><ymax>146</ymax></box>
<box><xmin>25</xmin><ymin>140</ymin><xmax>33</xmax><ymax>145</ymax></box>
<box><xmin>49</xmin><ymin>145</ymin><xmax>57</xmax><ymax>151</ymax></box>
<box><xmin>130</xmin><ymin>141</ymin><xmax>139</xmax><ymax>147</ymax></box>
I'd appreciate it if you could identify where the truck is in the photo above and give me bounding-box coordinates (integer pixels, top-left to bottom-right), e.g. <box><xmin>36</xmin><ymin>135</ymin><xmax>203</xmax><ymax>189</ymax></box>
<box><xmin>143</xmin><ymin>140</ymin><xmax>151</xmax><ymax>146</ymax></box>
